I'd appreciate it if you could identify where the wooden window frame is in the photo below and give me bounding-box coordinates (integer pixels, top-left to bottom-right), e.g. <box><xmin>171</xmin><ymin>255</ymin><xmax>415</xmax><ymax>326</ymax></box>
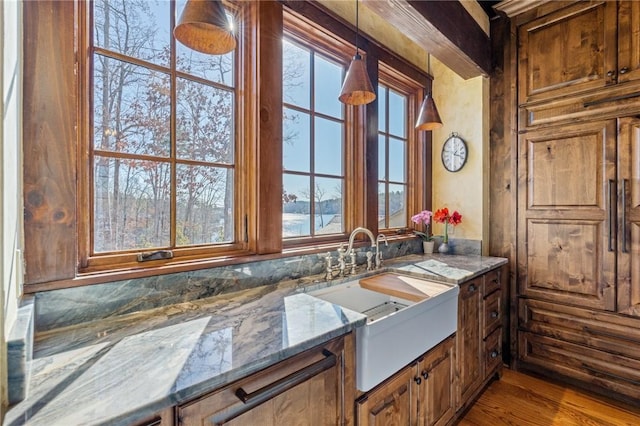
<box><xmin>22</xmin><ymin>0</ymin><xmax>431</xmax><ymax>292</ymax></box>
<box><xmin>76</xmin><ymin>0</ymin><xmax>255</xmax><ymax>275</ymax></box>
<box><xmin>377</xmin><ymin>63</ymin><xmax>429</xmax><ymax>235</ymax></box>
<box><xmin>281</xmin><ymin>10</ymin><xmax>363</xmax><ymax>248</ymax></box>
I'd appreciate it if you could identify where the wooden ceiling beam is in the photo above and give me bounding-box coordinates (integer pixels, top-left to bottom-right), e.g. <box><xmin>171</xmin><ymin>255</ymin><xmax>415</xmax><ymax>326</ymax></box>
<box><xmin>362</xmin><ymin>0</ymin><xmax>491</xmax><ymax>79</ymax></box>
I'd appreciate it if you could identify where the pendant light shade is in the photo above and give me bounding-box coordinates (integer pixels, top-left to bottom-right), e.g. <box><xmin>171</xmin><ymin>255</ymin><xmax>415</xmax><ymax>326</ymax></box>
<box><xmin>415</xmin><ymin>92</ymin><xmax>443</xmax><ymax>131</ymax></box>
<box><xmin>338</xmin><ymin>0</ymin><xmax>376</xmax><ymax>105</ymax></box>
<box><xmin>339</xmin><ymin>53</ymin><xmax>376</xmax><ymax>105</ymax></box>
<box><xmin>415</xmin><ymin>53</ymin><xmax>443</xmax><ymax>131</ymax></box>
<box><xmin>174</xmin><ymin>0</ymin><xmax>236</xmax><ymax>55</ymax></box>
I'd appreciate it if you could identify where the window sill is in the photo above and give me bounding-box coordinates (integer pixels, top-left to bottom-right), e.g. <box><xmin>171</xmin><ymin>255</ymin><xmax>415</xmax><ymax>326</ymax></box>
<box><xmin>24</xmin><ymin>234</ymin><xmax>417</xmax><ymax>293</ymax></box>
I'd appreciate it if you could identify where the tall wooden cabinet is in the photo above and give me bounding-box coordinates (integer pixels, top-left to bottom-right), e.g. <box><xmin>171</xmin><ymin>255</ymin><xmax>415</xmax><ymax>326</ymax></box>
<box><xmin>494</xmin><ymin>0</ymin><xmax>640</xmax><ymax>405</ymax></box>
<box><xmin>518</xmin><ymin>1</ymin><xmax>640</xmax><ymax>104</ymax></box>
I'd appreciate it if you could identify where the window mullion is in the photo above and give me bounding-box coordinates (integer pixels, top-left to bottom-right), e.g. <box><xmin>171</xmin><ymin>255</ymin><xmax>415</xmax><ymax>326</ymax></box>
<box><xmin>170</xmin><ymin>0</ymin><xmax>178</xmax><ymax>249</ymax></box>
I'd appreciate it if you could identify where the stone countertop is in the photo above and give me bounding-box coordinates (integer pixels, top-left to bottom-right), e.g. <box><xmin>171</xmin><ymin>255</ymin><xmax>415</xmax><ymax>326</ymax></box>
<box><xmin>4</xmin><ymin>253</ymin><xmax>506</xmax><ymax>426</ymax></box>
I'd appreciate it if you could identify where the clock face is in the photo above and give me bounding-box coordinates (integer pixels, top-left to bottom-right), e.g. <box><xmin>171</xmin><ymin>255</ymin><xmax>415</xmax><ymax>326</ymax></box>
<box><xmin>441</xmin><ymin>135</ymin><xmax>468</xmax><ymax>172</ymax></box>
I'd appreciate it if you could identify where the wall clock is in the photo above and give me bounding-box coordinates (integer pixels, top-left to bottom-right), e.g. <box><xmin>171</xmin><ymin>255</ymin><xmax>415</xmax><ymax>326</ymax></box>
<box><xmin>441</xmin><ymin>133</ymin><xmax>468</xmax><ymax>172</ymax></box>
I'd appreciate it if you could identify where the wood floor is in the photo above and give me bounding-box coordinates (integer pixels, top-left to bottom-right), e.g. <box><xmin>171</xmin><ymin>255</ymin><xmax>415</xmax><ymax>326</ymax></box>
<box><xmin>458</xmin><ymin>369</ymin><xmax>640</xmax><ymax>426</ymax></box>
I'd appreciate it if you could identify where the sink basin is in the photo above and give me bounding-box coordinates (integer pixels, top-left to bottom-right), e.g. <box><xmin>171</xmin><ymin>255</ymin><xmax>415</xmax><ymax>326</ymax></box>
<box><xmin>309</xmin><ymin>273</ymin><xmax>459</xmax><ymax>391</ymax></box>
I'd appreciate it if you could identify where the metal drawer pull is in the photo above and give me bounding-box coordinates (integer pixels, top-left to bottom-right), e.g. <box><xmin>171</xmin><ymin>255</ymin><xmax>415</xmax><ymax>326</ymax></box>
<box><xmin>235</xmin><ymin>349</ymin><xmax>336</xmax><ymax>405</ymax></box>
<box><xmin>469</xmin><ymin>284</ymin><xmax>477</xmax><ymax>292</ymax></box>
<box><xmin>490</xmin><ymin>311</ymin><xmax>499</xmax><ymax>319</ymax></box>
<box><xmin>608</xmin><ymin>180</ymin><xmax>616</xmax><ymax>252</ymax></box>
<box><xmin>421</xmin><ymin>370</ymin><xmax>429</xmax><ymax>380</ymax></box>
<box><xmin>622</xmin><ymin>179</ymin><xmax>629</xmax><ymax>253</ymax></box>
<box><xmin>490</xmin><ymin>350</ymin><xmax>500</xmax><ymax>359</ymax></box>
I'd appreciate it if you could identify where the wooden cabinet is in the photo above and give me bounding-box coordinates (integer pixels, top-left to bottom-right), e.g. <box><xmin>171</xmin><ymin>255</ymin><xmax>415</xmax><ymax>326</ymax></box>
<box><xmin>356</xmin><ymin>335</ymin><xmax>456</xmax><ymax>426</ymax></box>
<box><xmin>177</xmin><ymin>335</ymin><xmax>353</xmax><ymax>426</ymax></box>
<box><xmin>356</xmin><ymin>363</ymin><xmax>416</xmax><ymax>426</ymax></box>
<box><xmin>617</xmin><ymin>117</ymin><xmax>640</xmax><ymax>316</ymax></box>
<box><xmin>517</xmin><ymin>120</ymin><xmax>617</xmax><ymax>311</ymax></box>
<box><xmin>519</xmin><ymin>298</ymin><xmax>640</xmax><ymax>403</ymax></box>
<box><xmin>456</xmin><ymin>278</ymin><xmax>483</xmax><ymax>408</ymax></box>
<box><xmin>416</xmin><ymin>335</ymin><xmax>456</xmax><ymax>426</ymax></box>
<box><xmin>133</xmin><ymin>408</ymin><xmax>175</xmax><ymax>426</ymax></box>
<box><xmin>518</xmin><ymin>1</ymin><xmax>640</xmax><ymax>105</ymax></box>
<box><xmin>455</xmin><ymin>269</ymin><xmax>506</xmax><ymax>413</ymax></box>
<box><xmin>518</xmin><ymin>117</ymin><xmax>640</xmax><ymax>315</ymax></box>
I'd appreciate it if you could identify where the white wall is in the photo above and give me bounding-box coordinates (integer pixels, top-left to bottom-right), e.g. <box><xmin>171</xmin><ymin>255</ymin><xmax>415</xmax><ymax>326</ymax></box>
<box><xmin>2</xmin><ymin>0</ymin><xmax>23</xmax><ymax>418</ymax></box>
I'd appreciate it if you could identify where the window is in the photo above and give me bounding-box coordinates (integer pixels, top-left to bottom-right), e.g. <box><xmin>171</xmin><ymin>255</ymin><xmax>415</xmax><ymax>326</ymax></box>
<box><xmin>281</xmin><ymin>20</ymin><xmax>353</xmax><ymax>242</ymax></box>
<box><xmin>23</xmin><ymin>1</ymin><xmax>432</xmax><ymax>288</ymax></box>
<box><xmin>378</xmin><ymin>85</ymin><xmax>408</xmax><ymax>229</ymax></box>
<box><xmin>85</xmin><ymin>0</ymin><xmax>246</xmax><ymax>270</ymax></box>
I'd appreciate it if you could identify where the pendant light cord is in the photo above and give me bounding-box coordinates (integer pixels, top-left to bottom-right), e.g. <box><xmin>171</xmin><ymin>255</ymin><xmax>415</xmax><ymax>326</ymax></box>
<box><xmin>355</xmin><ymin>0</ymin><xmax>360</xmax><ymax>56</ymax></box>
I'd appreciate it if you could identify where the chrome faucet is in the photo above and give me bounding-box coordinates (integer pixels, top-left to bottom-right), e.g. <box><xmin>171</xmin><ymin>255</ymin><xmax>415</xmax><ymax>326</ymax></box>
<box><xmin>324</xmin><ymin>226</ymin><xmax>379</xmax><ymax>280</ymax></box>
<box><xmin>346</xmin><ymin>226</ymin><xmax>376</xmax><ymax>255</ymax></box>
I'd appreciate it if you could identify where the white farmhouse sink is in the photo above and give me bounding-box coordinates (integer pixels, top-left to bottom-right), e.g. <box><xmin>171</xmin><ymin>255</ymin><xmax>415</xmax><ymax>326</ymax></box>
<box><xmin>309</xmin><ymin>273</ymin><xmax>459</xmax><ymax>391</ymax></box>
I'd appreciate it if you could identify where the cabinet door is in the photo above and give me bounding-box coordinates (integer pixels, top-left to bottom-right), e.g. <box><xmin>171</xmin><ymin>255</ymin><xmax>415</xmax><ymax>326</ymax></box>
<box><xmin>617</xmin><ymin>1</ymin><xmax>640</xmax><ymax>83</ymax></box>
<box><xmin>518</xmin><ymin>1</ymin><xmax>617</xmax><ymax>104</ymax></box>
<box><xmin>417</xmin><ymin>335</ymin><xmax>455</xmax><ymax>426</ymax></box>
<box><xmin>517</xmin><ymin>121</ymin><xmax>617</xmax><ymax>311</ymax></box>
<box><xmin>178</xmin><ymin>337</ymin><xmax>347</xmax><ymax>426</ymax></box>
<box><xmin>456</xmin><ymin>278</ymin><xmax>483</xmax><ymax>408</ymax></box>
<box><xmin>356</xmin><ymin>366</ymin><xmax>416</xmax><ymax>426</ymax></box>
<box><xmin>618</xmin><ymin>117</ymin><xmax>640</xmax><ymax>316</ymax></box>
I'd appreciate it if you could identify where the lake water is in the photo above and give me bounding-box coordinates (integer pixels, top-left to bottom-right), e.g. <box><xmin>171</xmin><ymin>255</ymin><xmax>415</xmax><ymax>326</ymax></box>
<box><xmin>283</xmin><ymin>213</ymin><xmax>336</xmax><ymax>237</ymax></box>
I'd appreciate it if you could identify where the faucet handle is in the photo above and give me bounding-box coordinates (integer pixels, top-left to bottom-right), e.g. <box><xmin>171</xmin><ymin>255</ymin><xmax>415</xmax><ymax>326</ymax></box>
<box><xmin>376</xmin><ymin>234</ymin><xmax>389</xmax><ymax>246</ymax></box>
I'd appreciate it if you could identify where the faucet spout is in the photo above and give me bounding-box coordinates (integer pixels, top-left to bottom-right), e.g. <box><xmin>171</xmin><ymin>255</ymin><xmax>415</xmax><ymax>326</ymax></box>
<box><xmin>346</xmin><ymin>226</ymin><xmax>376</xmax><ymax>255</ymax></box>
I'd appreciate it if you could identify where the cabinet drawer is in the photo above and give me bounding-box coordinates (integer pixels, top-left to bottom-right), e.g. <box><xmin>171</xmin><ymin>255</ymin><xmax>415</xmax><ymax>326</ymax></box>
<box><xmin>484</xmin><ymin>328</ymin><xmax>502</xmax><ymax>374</ymax></box>
<box><xmin>178</xmin><ymin>337</ymin><xmax>345</xmax><ymax>426</ymax></box>
<box><xmin>460</xmin><ymin>277</ymin><xmax>482</xmax><ymax>300</ymax></box>
<box><xmin>483</xmin><ymin>290</ymin><xmax>501</xmax><ymax>337</ymax></box>
<box><xmin>519</xmin><ymin>299</ymin><xmax>640</xmax><ymax>361</ymax></box>
<box><xmin>519</xmin><ymin>332</ymin><xmax>640</xmax><ymax>401</ymax></box>
<box><xmin>483</xmin><ymin>269</ymin><xmax>501</xmax><ymax>296</ymax></box>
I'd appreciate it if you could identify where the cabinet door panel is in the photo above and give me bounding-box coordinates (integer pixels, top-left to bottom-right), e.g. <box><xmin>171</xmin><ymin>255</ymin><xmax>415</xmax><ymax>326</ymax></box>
<box><xmin>518</xmin><ymin>1</ymin><xmax>617</xmax><ymax>104</ymax></box>
<box><xmin>617</xmin><ymin>117</ymin><xmax>640</xmax><ymax>316</ymax></box>
<box><xmin>617</xmin><ymin>1</ymin><xmax>640</xmax><ymax>83</ymax></box>
<box><xmin>457</xmin><ymin>278</ymin><xmax>483</xmax><ymax>407</ymax></box>
<box><xmin>419</xmin><ymin>335</ymin><xmax>455</xmax><ymax>426</ymax></box>
<box><xmin>356</xmin><ymin>367</ymin><xmax>415</xmax><ymax>426</ymax></box>
<box><xmin>518</xmin><ymin>121</ymin><xmax>617</xmax><ymax>310</ymax></box>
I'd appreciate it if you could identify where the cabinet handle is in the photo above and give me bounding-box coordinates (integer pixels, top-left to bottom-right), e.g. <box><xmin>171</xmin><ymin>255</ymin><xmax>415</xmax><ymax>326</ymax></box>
<box><xmin>608</xmin><ymin>179</ymin><xmax>616</xmax><ymax>252</ymax></box>
<box><xmin>235</xmin><ymin>349</ymin><xmax>336</xmax><ymax>405</ymax></box>
<box><xmin>414</xmin><ymin>376</ymin><xmax>422</xmax><ymax>385</ymax></box>
<box><xmin>421</xmin><ymin>370</ymin><xmax>429</xmax><ymax>380</ymax></box>
<box><xmin>620</xmin><ymin>67</ymin><xmax>629</xmax><ymax>74</ymax></box>
<box><xmin>622</xmin><ymin>179</ymin><xmax>629</xmax><ymax>253</ymax></box>
<box><xmin>490</xmin><ymin>350</ymin><xmax>500</xmax><ymax>359</ymax></box>
<box><xmin>607</xmin><ymin>70</ymin><xmax>617</xmax><ymax>81</ymax></box>
<box><xmin>469</xmin><ymin>284</ymin><xmax>477</xmax><ymax>292</ymax></box>
<box><xmin>490</xmin><ymin>311</ymin><xmax>499</xmax><ymax>319</ymax></box>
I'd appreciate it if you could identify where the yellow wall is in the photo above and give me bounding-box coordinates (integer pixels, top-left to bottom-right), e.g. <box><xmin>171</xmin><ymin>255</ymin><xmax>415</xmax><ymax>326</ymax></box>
<box><xmin>320</xmin><ymin>1</ymin><xmax>490</xmax><ymax>251</ymax></box>
<box><xmin>317</xmin><ymin>0</ymin><xmax>427</xmax><ymax>72</ymax></box>
<box><xmin>431</xmin><ymin>57</ymin><xmax>489</xmax><ymax>251</ymax></box>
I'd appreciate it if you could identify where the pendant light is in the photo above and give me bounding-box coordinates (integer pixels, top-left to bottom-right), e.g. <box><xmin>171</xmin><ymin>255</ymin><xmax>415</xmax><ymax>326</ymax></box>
<box><xmin>415</xmin><ymin>54</ymin><xmax>443</xmax><ymax>131</ymax></box>
<box><xmin>174</xmin><ymin>0</ymin><xmax>236</xmax><ymax>55</ymax></box>
<box><xmin>338</xmin><ymin>0</ymin><xmax>376</xmax><ymax>105</ymax></box>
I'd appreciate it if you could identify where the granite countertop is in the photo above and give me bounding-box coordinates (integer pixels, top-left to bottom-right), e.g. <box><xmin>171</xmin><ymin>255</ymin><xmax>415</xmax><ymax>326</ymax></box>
<box><xmin>4</xmin><ymin>253</ymin><xmax>506</xmax><ymax>426</ymax></box>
